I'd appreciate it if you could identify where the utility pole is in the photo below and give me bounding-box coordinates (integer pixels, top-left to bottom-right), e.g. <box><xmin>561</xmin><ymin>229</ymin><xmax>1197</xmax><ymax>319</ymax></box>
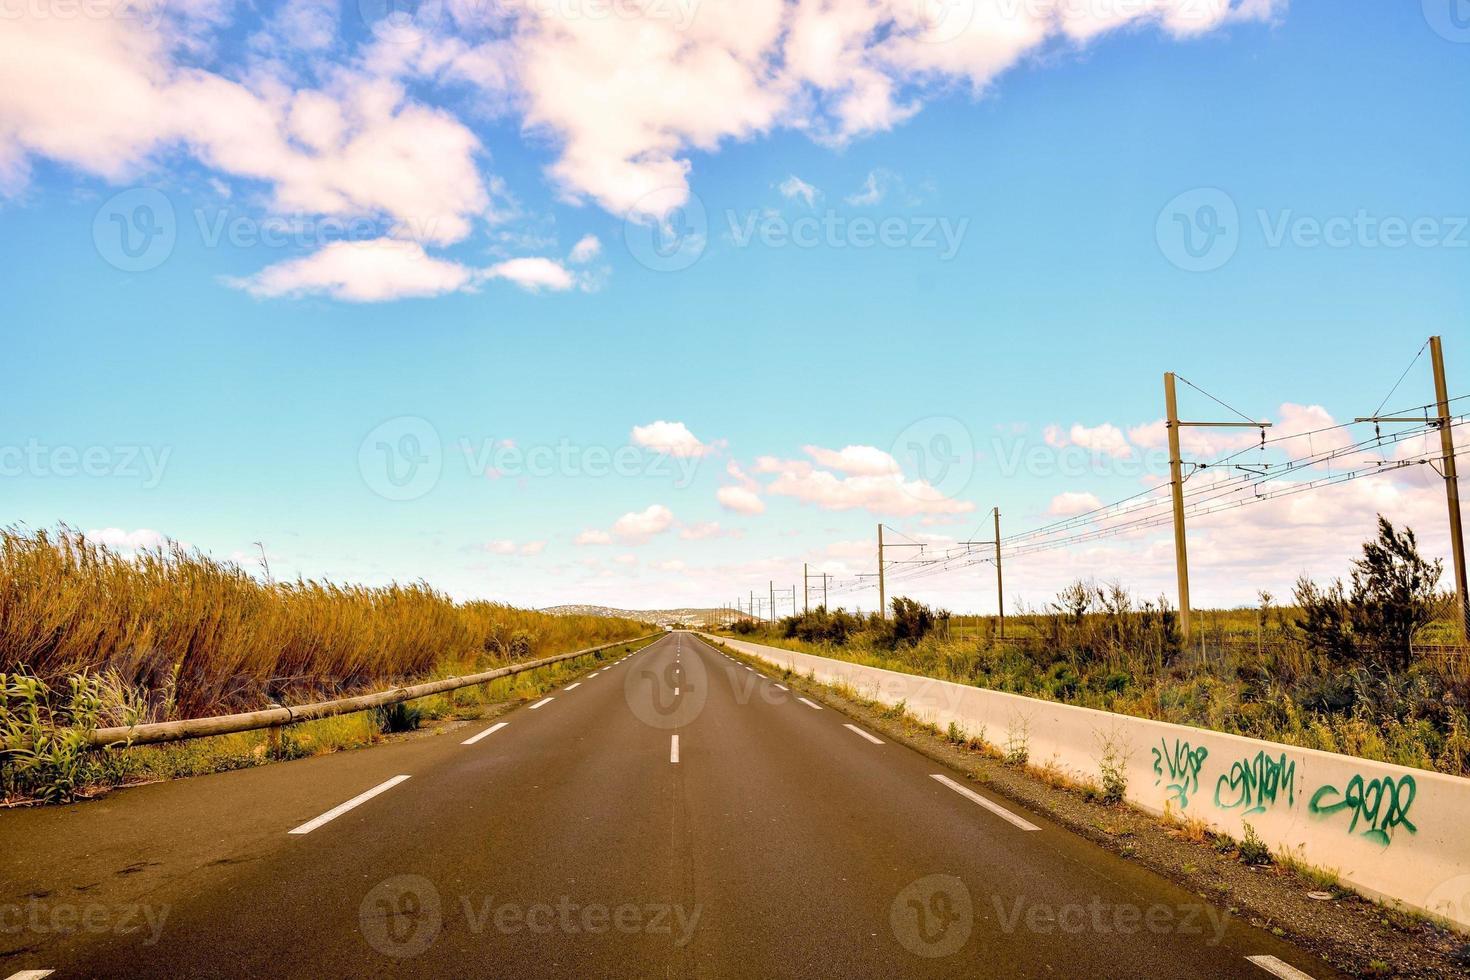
<box><xmin>994</xmin><ymin>507</ymin><xmax>1004</xmax><ymax>640</ymax></box>
<box><xmin>1432</xmin><ymin>337</ymin><xmax>1468</xmax><ymax>641</ymax></box>
<box><xmin>822</xmin><ymin>572</ymin><xmax>828</xmax><ymax>609</ymax></box>
<box><xmin>877</xmin><ymin>523</ymin><xmax>886</xmax><ymax>619</ymax></box>
<box><xmin>1355</xmin><ymin>336</ymin><xmax>1467</xmax><ymax>641</ymax></box>
<box><xmin>1164</xmin><ymin>371</ymin><xmax>1272</xmax><ymax>643</ymax></box>
<box><xmin>803</xmin><ymin>563</ymin><xmax>809</xmax><ymax>614</ymax></box>
<box><xmin>769</xmin><ymin>581</ymin><xmax>775</xmax><ymax>624</ymax></box>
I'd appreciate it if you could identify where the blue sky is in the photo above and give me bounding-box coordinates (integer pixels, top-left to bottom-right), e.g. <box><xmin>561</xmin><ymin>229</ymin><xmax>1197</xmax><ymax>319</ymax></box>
<box><xmin>2</xmin><ymin>0</ymin><xmax>1467</xmax><ymax>612</ymax></box>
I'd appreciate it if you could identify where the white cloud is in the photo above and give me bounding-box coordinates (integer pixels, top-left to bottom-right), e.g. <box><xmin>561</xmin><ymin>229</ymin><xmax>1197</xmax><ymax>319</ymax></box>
<box><xmin>610</xmin><ymin>504</ymin><xmax>675</xmax><ymax>543</ymax></box>
<box><xmin>226</xmin><ymin>239</ymin><xmax>473</xmax><ymax>302</ymax></box>
<box><xmin>1048</xmin><ymin>491</ymin><xmax>1104</xmax><ymax>516</ymax></box>
<box><xmin>484</xmin><ymin>256</ymin><xmax>576</xmax><ymax>292</ymax></box>
<box><xmin>631</xmin><ymin>420</ymin><xmax>713</xmax><ymax>458</ymax></box>
<box><xmin>845</xmin><ymin>169</ymin><xmax>888</xmax><ymax>206</ymax></box>
<box><xmin>568</xmin><ymin>233</ymin><xmax>601</xmax><ymax>263</ymax></box>
<box><xmin>680</xmin><ymin>521</ymin><xmax>724</xmax><ymax>540</ymax></box>
<box><xmin>778</xmin><ymin>174</ymin><xmax>819</xmax><ymax>207</ymax></box>
<box><xmin>85</xmin><ymin>527</ymin><xmax>169</xmax><ymax>552</ymax></box>
<box><xmin>1044</xmin><ymin>422</ymin><xmax>1133</xmax><ymax>459</ymax></box>
<box><xmin>717</xmin><ymin>485</ymin><xmax>766</xmax><ymax>514</ymax></box>
<box><xmin>485</xmin><ymin>539</ymin><xmax>546</xmax><ymax>556</ymax></box>
<box><xmin>574</xmin><ymin>529</ymin><xmax>612</xmax><ymax>546</ymax></box>
<box><xmin>803</xmin><ymin>444</ymin><xmax>902</xmax><ymax>476</ymax></box>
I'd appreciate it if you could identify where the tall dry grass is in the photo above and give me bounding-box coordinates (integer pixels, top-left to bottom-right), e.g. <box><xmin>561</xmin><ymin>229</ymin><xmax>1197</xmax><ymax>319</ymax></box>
<box><xmin>0</xmin><ymin>526</ymin><xmax>647</xmax><ymax>720</ymax></box>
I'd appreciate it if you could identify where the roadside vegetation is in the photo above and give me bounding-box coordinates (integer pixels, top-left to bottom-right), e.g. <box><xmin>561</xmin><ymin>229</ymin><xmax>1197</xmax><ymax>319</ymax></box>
<box><xmin>721</xmin><ymin>516</ymin><xmax>1470</xmax><ymax>777</ymax></box>
<box><xmin>0</xmin><ymin>526</ymin><xmax>650</xmax><ymax>803</ymax></box>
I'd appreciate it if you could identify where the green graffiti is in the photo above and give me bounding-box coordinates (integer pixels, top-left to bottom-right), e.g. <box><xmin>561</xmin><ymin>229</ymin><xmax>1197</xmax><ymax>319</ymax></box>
<box><xmin>1308</xmin><ymin>773</ymin><xmax>1417</xmax><ymax>847</ymax></box>
<box><xmin>1215</xmin><ymin>752</ymin><xmax>1297</xmax><ymax>816</ymax></box>
<box><xmin>1151</xmin><ymin>738</ymin><xmax>1208</xmax><ymax>809</ymax></box>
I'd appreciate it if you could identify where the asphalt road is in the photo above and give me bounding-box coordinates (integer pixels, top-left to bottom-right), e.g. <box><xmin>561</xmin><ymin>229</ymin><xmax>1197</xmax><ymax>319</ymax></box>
<box><xmin>0</xmin><ymin>633</ymin><xmax>1342</xmax><ymax>979</ymax></box>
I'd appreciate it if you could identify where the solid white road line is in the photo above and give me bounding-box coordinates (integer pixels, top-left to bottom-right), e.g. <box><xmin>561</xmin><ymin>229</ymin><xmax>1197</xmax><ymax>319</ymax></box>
<box><xmin>670</xmin><ymin>735</ymin><xmax>680</xmax><ymax>763</ymax></box>
<box><xmin>529</xmin><ymin>697</ymin><xmax>554</xmax><ymax>710</ymax></box>
<box><xmin>564</xmin><ymin>682</ymin><xmax>581</xmax><ymax>691</ymax></box>
<box><xmin>461</xmin><ymin>721</ymin><xmax>509</xmax><ymax>745</ymax></box>
<box><xmin>930</xmin><ymin>774</ymin><xmax>1040</xmax><ymax>832</ymax></box>
<box><xmin>843</xmin><ymin>723</ymin><xmax>884</xmax><ymax>744</ymax></box>
<box><xmin>775</xmin><ymin>684</ymin><xmax>788</xmax><ymax>691</ymax></box>
<box><xmin>6</xmin><ymin>971</ymin><xmax>56</xmax><ymax>979</ymax></box>
<box><xmin>1246</xmin><ymin>956</ymin><xmax>1317</xmax><ymax>980</ymax></box>
<box><xmin>796</xmin><ymin>697</ymin><xmax>823</xmax><ymax>710</ymax></box>
<box><xmin>288</xmin><ymin>775</ymin><xmax>411</xmax><ymax>835</ymax></box>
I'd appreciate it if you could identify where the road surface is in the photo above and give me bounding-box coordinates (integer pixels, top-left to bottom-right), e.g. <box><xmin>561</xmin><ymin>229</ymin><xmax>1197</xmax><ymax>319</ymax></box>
<box><xmin>0</xmin><ymin>633</ymin><xmax>1339</xmax><ymax>978</ymax></box>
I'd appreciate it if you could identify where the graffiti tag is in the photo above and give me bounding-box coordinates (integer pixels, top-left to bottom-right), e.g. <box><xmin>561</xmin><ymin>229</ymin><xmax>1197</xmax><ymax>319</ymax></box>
<box><xmin>1151</xmin><ymin>738</ymin><xmax>1209</xmax><ymax>809</ymax></box>
<box><xmin>1215</xmin><ymin>752</ymin><xmax>1297</xmax><ymax>816</ymax></box>
<box><xmin>1308</xmin><ymin>774</ymin><xmax>1418</xmax><ymax>847</ymax></box>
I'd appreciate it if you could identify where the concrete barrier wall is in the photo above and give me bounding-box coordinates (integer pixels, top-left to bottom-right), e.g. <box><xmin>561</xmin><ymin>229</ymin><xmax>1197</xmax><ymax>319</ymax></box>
<box><xmin>701</xmin><ymin>633</ymin><xmax>1470</xmax><ymax>931</ymax></box>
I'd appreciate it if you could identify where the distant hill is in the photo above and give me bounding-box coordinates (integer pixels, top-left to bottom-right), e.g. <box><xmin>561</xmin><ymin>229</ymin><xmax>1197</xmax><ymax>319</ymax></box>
<box><xmin>540</xmin><ymin>604</ymin><xmax>745</xmax><ymax>628</ymax></box>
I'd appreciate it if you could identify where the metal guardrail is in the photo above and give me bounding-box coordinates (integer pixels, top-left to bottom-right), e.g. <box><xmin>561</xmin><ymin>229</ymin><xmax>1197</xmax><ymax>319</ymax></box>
<box><xmin>84</xmin><ymin>633</ymin><xmax>661</xmax><ymax>750</ymax></box>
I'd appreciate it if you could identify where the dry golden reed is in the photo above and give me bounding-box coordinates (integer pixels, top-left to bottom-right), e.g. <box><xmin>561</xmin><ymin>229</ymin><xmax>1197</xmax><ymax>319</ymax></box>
<box><xmin>0</xmin><ymin>526</ymin><xmax>645</xmax><ymax>720</ymax></box>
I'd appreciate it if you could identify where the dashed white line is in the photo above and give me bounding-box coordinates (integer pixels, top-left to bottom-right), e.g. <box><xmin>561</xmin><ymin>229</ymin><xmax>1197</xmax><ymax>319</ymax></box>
<box><xmin>775</xmin><ymin>684</ymin><xmax>788</xmax><ymax>691</ymax></box>
<box><xmin>796</xmin><ymin>697</ymin><xmax>823</xmax><ymax>710</ymax></box>
<box><xmin>670</xmin><ymin>735</ymin><xmax>680</xmax><ymax>763</ymax></box>
<box><xmin>288</xmin><ymin>775</ymin><xmax>411</xmax><ymax>835</ymax></box>
<box><xmin>6</xmin><ymin>971</ymin><xmax>56</xmax><ymax>980</ymax></box>
<box><xmin>674</xmin><ymin>687</ymin><xmax>680</xmax><ymax>696</ymax></box>
<box><xmin>564</xmin><ymin>682</ymin><xmax>581</xmax><ymax>691</ymax></box>
<box><xmin>1246</xmin><ymin>956</ymin><xmax>1317</xmax><ymax>980</ymax></box>
<box><xmin>461</xmin><ymin>721</ymin><xmax>509</xmax><ymax>745</ymax></box>
<box><xmin>930</xmin><ymin>774</ymin><xmax>1040</xmax><ymax>832</ymax></box>
<box><xmin>529</xmin><ymin>697</ymin><xmax>554</xmax><ymax>710</ymax></box>
<box><xmin>843</xmin><ymin>723</ymin><xmax>884</xmax><ymax>744</ymax></box>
